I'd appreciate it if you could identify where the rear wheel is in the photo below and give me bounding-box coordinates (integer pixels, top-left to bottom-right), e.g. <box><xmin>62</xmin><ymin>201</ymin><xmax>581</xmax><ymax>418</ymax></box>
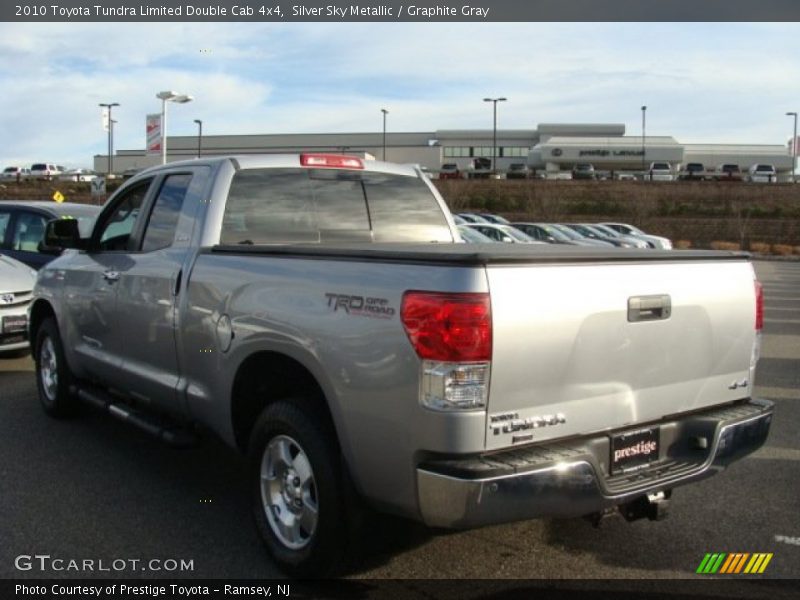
<box><xmin>249</xmin><ymin>398</ymin><xmax>352</xmax><ymax>577</ymax></box>
<box><xmin>34</xmin><ymin>318</ymin><xmax>77</xmax><ymax>417</ymax></box>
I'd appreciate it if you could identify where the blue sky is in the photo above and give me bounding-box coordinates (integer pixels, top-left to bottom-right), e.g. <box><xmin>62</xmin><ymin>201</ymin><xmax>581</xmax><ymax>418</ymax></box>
<box><xmin>1</xmin><ymin>22</ymin><xmax>799</xmax><ymax>168</ymax></box>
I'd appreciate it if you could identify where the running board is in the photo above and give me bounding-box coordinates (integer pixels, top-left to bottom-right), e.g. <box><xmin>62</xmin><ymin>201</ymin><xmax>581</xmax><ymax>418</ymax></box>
<box><xmin>72</xmin><ymin>385</ymin><xmax>197</xmax><ymax>448</ymax></box>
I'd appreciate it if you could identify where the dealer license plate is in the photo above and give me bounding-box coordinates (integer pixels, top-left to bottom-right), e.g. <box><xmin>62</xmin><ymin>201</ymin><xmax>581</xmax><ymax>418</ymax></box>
<box><xmin>610</xmin><ymin>427</ymin><xmax>660</xmax><ymax>475</ymax></box>
<box><xmin>2</xmin><ymin>315</ymin><xmax>27</xmax><ymax>334</ymax></box>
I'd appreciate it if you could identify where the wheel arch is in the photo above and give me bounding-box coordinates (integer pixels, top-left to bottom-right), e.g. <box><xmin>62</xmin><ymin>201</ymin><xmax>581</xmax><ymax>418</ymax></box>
<box><xmin>229</xmin><ymin>350</ymin><xmax>341</xmax><ymax>456</ymax></box>
<box><xmin>28</xmin><ymin>298</ymin><xmax>57</xmax><ymax>345</ymax></box>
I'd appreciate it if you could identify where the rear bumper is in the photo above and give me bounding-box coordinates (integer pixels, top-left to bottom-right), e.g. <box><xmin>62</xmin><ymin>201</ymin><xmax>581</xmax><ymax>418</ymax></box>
<box><xmin>417</xmin><ymin>398</ymin><xmax>773</xmax><ymax>528</ymax></box>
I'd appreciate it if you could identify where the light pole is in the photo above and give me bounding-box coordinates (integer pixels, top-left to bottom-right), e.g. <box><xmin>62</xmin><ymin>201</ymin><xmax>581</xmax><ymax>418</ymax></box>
<box><xmin>194</xmin><ymin>119</ymin><xmax>203</xmax><ymax>158</ymax></box>
<box><xmin>99</xmin><ymin>102</ymin><xmax>119</xmax><ymax>176</ymax></box>
<box><xmin>787</xmin><ymin>111</ymin><xmax>797</xmax><ymax>183</ymax></box>
<box><xmin>156</xmin><ymin>90</ymin><xmax>193</xmax><ymax>165</ymax></box>
<box><xmin>381</xmin><ymin>108</ymin><xmax>388</xmax><ymax>161</ymax></box>
<box><xmin>641</xmin><ymin>105</ymin><xmax>647</xmax><ymax>175</ymax></box>
<box><xmin>483</xmin><ymin>97</ymin><xmax>507</xmax><ymax>173</ymax></box>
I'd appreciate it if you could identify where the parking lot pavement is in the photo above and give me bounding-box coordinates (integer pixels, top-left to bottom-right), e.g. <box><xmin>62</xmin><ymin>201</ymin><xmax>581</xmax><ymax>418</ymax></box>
<box><xmin>0</xmin><ymin>260</ymin><xmax>797</xmax><ymax>587</ymax></box>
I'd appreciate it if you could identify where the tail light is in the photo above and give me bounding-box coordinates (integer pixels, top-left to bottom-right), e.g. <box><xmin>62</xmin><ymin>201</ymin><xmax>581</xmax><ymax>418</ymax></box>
<box><xmin>751</xmin><ymin>279</ymin><xmax>763</xmax><ymax>373</ymax></box>
<box><xmin>401</xmin><ymin>292</ymin><xmax>492</xmax><ymax>411</ymax></box>
<box><xmin>300</xmin><ymin>153</ymin><xmax>364</xmax><ymax>169</ymax></box>
<box><xmin>755</xmin><ymin>280</ymin><xmax>763</xmax><ymax>331</ymax></box>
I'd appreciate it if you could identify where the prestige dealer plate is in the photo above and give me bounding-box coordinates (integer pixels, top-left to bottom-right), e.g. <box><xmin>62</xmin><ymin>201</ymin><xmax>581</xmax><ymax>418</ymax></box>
<box><xmin>610</xmin><ymin>427</ymin><xmax>659</xmax><ymax>474</ymax></box>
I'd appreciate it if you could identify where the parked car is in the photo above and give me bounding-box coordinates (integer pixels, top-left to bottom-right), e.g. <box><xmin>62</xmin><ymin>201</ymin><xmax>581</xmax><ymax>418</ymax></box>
<box><xmin>457</xmin><ymin>213</ymin><xmax>491</xmax><ymax>224</ymax></box>
<box><xmin>0</xmin><ymin>201</ymin><xmax>100</xmax><ymax>269</ymax></box>
<box><xmin>590</xmin><ymin>223</ymin><xmax>650</xmax><ymax>249</ymax></box>
<box><xmin>465</xmin><ymin>223</ymin><xmax>539</xmax><ymax>243</ymax></box>
<box><xmin>465</xmin><ymin>157</ymin><xmax>492</xmax><ymax>179</ymax></box>
<box><xmin>59</xmin><ymin>168</ymin><xmax>98</xmax><ymax>182</ymax></box>
<box><xmin>0</xmin><ymin>253</ymin><xmax>37</xmax><ymax>355</ymax></box>
<box><xmin>600</xmin><ymin>222</ymin><xmax>673</xmax><ymax>250</ymax></box>
<box><xmin>29</xmin><ymin>154</ymin><xmax>772</xmax><ymax>577</ymax></box>
<box><xmin>478</xmin><ymin>214</ymin><xmax>510</xmax><ymax>224</ymax></box>
<box><xmin>457</xmin><ymin>224</ymin><xmax>495</xmax><ymax>243</ymax></box>
<box><xmin>678</xmin><ymin>162</ymin><xmax>707</xmax><ymax>181</ymax></box>
<box><xmin>2</xmin><ymin>166</ymin><xmax>31</xmax><ymax>180</ymax></box>
<box><xmin>438</xmin><ymin>163</ymin><xmax>461</xmax><ymax>180</ymax></box>
<box><xmin>512</xmin><ymin>222</ymin><xmax>590</xmax><ymax>245</ymax></box>
<box><xmin>549</xmin><ymin>223</ymin><xmax>614</xmax><ymax>247</ymax></box>
<box><xmin>648</xmin><ymin>162</ymin><xmax>674</xmax><ymax>181</ymax></box>
<box><xmin>748</xmin><ymin>164</ymin><xmax>777</xmax><ymax>183</ymax></box>
<box><xmin>561</xmin><ymin>223</ymin><xmax>634</xmax><ymax>248</ymax></box>
<box><xmin>715</xmin><ymin>164</ymin><xmax>743</xmax><ymax>182</ymax></box>
<box><xmin>506</xmin><ymin>163</ymin><xmax>530</xmax><ymax>179</ymax></box>
<box><xmin>571</xmin><ymin>163</ymin><xmax>596</xmax><ymax>180</ymax></box>
<box><xmin>30</xmin><ymin>163</ymin><xmax>64</xmax><ymax>180</ymax></box>
<box><xmin>614</xmin><ymin>172</ymin><xmax>637</xmax><ymax>181</ymax></box>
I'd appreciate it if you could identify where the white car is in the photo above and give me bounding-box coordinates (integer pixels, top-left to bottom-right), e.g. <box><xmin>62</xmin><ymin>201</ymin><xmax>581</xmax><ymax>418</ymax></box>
<box><xmin>601</xmin><ymin>222</ymin><xmax>673</xmax><ymax>250</ymax></box>
<box><xmin>465</xmin><ymin>223</ymin><xmax>544</xmax><ymax>244</ymax></box>
<box><xmin>2</xmin><ymin>166</ymin><xmax>31</xmax><ymax>180</ymax></box>
<box><xmin>0</xmin><ymin>254</ymin><xmax>37</xmax><ymax>355</ymax></box>
<box><xmin>748</xmin><ymin>164</ymin><xmax>777</xmax><ymax>183</ymax></box>
<box><xmin>30</xmin><ymin>163</ymin><xmax>64</xmax><ymax>180</ymax></box>
<box><xmin>58</xmin><ymin>168</ymin><xmax>98</xmax><ymax>182</ymax></box>
<box><xmin>648</xmin><ymin>161</ymin><xmax>674</xmax><ymax>181</ymax></box>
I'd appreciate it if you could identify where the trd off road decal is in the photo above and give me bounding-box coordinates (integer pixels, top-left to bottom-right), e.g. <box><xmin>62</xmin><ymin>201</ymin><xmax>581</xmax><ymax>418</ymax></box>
<box><xmin>325</xmin><ymin>293</ymin><xmax>396</xmax><ymax>318</ymax></box>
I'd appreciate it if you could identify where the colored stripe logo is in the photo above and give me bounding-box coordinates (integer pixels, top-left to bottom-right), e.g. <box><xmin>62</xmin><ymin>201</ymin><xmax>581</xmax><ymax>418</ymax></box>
<box><xmin>696</xmin><ymin>553</ymin><xmax>773</xmax><ymax>574</ymax></box>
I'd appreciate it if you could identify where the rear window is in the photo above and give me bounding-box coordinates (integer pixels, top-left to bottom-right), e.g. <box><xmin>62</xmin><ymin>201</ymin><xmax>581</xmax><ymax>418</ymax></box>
<box><xmin>220</xmin><ymin>168</ymin><xmax>453</xmax><ymax>245</ymax></box>
<box><xmin>31</xmin><ymin>164</ymin><xmax>47</xmax><ymax>171</ymax></box>
<box><xmin>686</xmin><ymin>163</ymin><xmax>703</xmax><ymax>171</ymax></box>
<box><xmin>652</xmin><ymin>163</ymin><xmax>670</xmax><ymax>170</ymax></box>
<box><xmin>756</xmin><ymin>165</ymin><xmax>774</xmax><ymax>171</ymax></box>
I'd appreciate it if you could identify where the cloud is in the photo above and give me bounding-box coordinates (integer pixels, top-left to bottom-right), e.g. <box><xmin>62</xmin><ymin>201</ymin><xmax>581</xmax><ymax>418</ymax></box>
<box><xmin>1</xmin><ymin>22</ymin><xmax>799</xmax><ymax>167</ymax></box>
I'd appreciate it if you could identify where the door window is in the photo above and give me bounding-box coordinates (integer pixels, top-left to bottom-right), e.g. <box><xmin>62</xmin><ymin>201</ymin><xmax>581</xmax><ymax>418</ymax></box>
<box><xmin>0</xmin><ymin>211</ymin><xmax>9</xmax><ymax>244</ymax></box>
<box><xmin>141</xmin><ymin>174</ymin><xmax>192</xmax><ymax>252</ymax></box>
<box><xmin>96</xmin><ymin>180</ymin><xmax>151</xmax><ymax>251</ymax></box>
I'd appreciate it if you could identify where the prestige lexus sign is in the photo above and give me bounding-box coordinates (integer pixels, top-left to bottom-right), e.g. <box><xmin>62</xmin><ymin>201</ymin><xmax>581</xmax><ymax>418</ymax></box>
<box><xmin>579</xmin><ymin>149</ymin><xmax>644</xmax><ymax>157</ymax></box>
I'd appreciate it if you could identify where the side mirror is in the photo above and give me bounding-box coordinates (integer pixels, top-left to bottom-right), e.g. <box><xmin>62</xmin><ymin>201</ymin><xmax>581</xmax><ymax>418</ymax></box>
<box><xmin>43</xmin><ymin>218</ymin><xmax>83</xmax><ymax>252</ymax></box>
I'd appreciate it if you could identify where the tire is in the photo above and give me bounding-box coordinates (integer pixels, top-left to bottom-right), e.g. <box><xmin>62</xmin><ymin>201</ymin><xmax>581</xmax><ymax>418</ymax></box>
<box><xmin>34</xmin><ymin>317</ymin><xmax>77</xmax><ymax>417</ymax></box>
<box><xmin>248</xmin><ymin>399</ymin><xmax>353</xmax><ymax>577</ymax></box>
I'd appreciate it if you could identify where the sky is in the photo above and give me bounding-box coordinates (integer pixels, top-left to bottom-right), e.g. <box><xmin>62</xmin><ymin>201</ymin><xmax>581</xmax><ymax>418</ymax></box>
<box><xmin>1</xmin><ymin>22</ymin><xmax>799</xmax><ymax>168</ymax></box>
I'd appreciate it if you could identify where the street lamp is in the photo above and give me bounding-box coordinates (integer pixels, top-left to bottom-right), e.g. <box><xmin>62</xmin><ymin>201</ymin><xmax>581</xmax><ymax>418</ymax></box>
<box><xmin>787</xmin><ymin>111</ymin><xmax>797</xmax><ymax>183</ymax></box>
<box><xmin>381</xmin><ymin>108</ymin><xmax>389</xmax><ymax>161</ymax></box>
<box><xmin>156</xmin><ymin>90</ymin><xmax>193</xmax><ymax>165</ymax></box>
<box><xmin>483</xmin><ymin>97</ymin><xmax>507</xmax><ymax>173</ymax></box>
<box><xmin>99</xmin><ymin>102</ymin><xmax>119</xmax><ymax>176</ymax></box>
<box><xmin>641</xmin><ymin>105</ymin><xmax>647</xmax><ymax>174</ymax></box>
<box><xmin>194</xmin><ymin>119</ymin><xmax>203</xmax><ymax>158</ymax></box>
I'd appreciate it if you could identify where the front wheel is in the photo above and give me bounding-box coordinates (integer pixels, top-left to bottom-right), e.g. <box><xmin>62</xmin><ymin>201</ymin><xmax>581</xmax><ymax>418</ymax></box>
<box><xmin>249</xmin><ymin>399</ymin><xmax>352</xmax><ymax>577</ymax></box>
<box><xmin>34</xmin><ymin>317</ymin><xmax>77</xmax><ymax>417</ymax></box>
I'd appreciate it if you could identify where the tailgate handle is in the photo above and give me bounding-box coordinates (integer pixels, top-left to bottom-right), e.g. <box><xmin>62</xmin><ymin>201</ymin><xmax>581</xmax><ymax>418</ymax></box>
<box><xmin>628</xmin><ymin>294</ymin><xmax>671</xmax><ymax>322</ymax></box>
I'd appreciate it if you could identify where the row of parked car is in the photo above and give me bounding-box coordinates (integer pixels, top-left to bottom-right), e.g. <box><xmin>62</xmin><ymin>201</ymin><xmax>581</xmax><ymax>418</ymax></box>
<box><xmin>2</xmin><ymin>164</ymin><xmax>100</xmax><ymax>182</ymax></box>
<box><xmin>455</xmin><ymin>213</ymin><xmax>673</xmax><ymax>249</ymax></box>
<box><xmin>569</xmin><ymin>161</ymin><xmax>779</xmax><ymax>183</ymax></box>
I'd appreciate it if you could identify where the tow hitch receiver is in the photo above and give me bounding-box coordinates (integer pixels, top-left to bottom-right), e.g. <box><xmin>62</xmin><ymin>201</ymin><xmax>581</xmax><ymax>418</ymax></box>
<box><xmin>620</xmin><ymin>490</ymin><xmax>671</xmax><ymax>522</ymax></box>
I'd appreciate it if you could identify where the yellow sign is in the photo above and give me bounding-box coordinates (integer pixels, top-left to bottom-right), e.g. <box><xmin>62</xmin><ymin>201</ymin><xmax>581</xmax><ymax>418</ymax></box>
<box><xmin>52</xmin><ymin>191</ymin><xmax>65</xmax><ymax>203</ymax></box>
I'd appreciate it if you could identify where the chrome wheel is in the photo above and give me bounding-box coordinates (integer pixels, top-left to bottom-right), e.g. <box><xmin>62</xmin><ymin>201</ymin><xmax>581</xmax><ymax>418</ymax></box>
<box><xmin>260</xmin><ymin>434</ymin><xmax>319</xmax><ymax>550</ymax></box>
<box><xmin>39</xmin><ymin>336</ymin><xmax>58</xmax><ymax>403</ymax></box>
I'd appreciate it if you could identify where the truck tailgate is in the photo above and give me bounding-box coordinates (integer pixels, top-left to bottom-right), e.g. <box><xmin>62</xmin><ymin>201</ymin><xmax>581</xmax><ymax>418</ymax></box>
<box><xmin>486</xmin><ymin>259</ymin><xmax>757</xmax><ymax>450</ymax></box>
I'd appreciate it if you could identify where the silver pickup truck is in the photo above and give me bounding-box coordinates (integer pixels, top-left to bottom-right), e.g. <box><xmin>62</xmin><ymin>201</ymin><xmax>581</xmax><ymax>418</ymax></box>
<box><xmin>30</xmin><ymin>154</ymin><xmax>772</xmax><ymax>577</ymax></box>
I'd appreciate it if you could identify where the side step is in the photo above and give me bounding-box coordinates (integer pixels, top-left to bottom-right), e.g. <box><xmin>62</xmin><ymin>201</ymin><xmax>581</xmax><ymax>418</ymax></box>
<box><xmin>72</xmin><ymin>385</ymin><xmax>197</xmax><ymax>448</ymax></box>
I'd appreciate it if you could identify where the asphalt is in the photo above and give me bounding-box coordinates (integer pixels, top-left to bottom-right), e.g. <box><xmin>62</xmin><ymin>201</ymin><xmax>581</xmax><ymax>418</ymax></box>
<box><xmin>0</xmin><ymin>260</ymin><xmax>797</xmax><ymax>593</ymax></box>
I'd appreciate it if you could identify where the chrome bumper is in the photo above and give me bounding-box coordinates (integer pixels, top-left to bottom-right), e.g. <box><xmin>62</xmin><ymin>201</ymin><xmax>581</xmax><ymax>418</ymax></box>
<box><xmin>417</xmin><ymin>399</ymin><xmax>773</xmax><ymax>529</ymax></box>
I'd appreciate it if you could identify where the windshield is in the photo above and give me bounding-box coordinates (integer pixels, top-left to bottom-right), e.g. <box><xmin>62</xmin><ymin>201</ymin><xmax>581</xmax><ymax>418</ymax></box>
<box><xmin>652</xmin><ymin>163</ymin><xmax>670</xmax><ymax>170</ymax></box>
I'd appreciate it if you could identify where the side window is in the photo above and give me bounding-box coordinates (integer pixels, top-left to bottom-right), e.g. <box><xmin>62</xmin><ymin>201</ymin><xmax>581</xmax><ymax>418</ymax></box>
<box><xmin>12</xmin><ymin>212</ymin><xmax>48</xmax><ymax>253</ymax></box>
<box><xmin>141</xmin><ymin>173</ymin><xmax>192</xmax><ymax>252</ymax></box>
<box><xmin>0</xmin><ymin>211</ymin><xmax>10</xmax><ymax>245</ymax></box>
<box><xmin>96</xmin><ymin>180</ymin><xmax>151</xmax><ymax>251</ymax></box>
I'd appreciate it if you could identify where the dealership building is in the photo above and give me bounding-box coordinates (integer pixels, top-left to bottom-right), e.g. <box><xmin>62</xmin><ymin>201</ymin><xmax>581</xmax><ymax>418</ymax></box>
<box><xmin>95</xmin><ymin>123</ymin><xmax>795</xmax><ymax>180</ymax></box>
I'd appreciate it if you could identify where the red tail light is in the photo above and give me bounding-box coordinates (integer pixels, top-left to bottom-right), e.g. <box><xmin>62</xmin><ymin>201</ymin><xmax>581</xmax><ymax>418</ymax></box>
<box><xmin>755</xmin><ymin>280</ymin><xmax>763</xmax><ymax>331</ymax></box>
<box><xmin>401</xmin><ymin>292</ymin><xmax>492</xmax><ymax>361</ymax></box>
<box><xmin>300</xmin><ymin>153</ymin><xmax>364</xmax><ymax>169</ymax></box>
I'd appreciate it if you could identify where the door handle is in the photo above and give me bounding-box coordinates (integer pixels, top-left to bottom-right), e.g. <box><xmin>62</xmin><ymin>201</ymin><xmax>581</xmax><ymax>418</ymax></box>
<box><xmin>103</xmin><ymin>270</ymin><xmax>120</xmax><ymax>282</ymax></box>
<box><xmin>628</xmin><ymin>294</ymin><xmax>671</xmax><ymax>322</ymax></box>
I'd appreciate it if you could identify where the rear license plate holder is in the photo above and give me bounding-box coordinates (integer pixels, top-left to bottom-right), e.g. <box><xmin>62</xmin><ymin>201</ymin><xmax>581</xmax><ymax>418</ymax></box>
<box><xmin>610</xmin><ymin>427</ymin><xmax>660</xmax><ymax>475</ymax></box>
